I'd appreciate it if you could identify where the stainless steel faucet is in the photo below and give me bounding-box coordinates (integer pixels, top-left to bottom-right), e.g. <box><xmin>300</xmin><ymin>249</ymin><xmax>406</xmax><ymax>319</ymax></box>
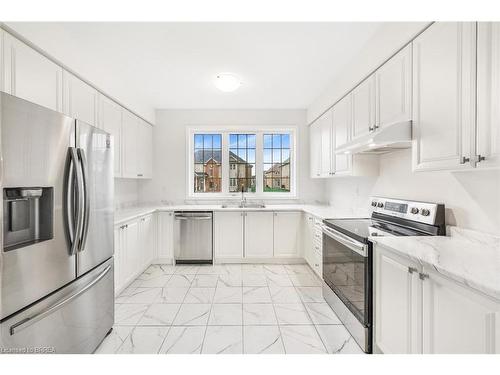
<box><xmin>241</xmin><ymin>186</ymin><xmax>247</xmax><ymax>207</ymax></box>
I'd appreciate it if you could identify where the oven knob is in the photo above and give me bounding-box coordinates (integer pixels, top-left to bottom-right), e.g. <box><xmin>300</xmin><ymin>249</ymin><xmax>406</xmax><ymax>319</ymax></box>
<box><xmin>371</xmin><ymin>201</ymin><xmax>377</xmax><ymax>207</ymax></box>
<box><xmin>411</xmin><ymin>207</ymin><xmax>419</xmax><ymax>214</ymax></box>
<box><xmin>421</xmin><ymin>209</ymin><xmax>430</xmax><ymax>216</ymax></box>
<box><xmin>377</xmin><ymin>202</ymin><xmax>384</xmax><ymax>208</ymax></box>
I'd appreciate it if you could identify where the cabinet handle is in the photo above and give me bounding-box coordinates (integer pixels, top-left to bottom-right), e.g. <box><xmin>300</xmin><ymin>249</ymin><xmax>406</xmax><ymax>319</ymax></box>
<box><xmin>315</xmin><ymin>264</ymin><xmax>319</xmax><ymax>267</ymax></box>
<box><xmin>419</xmin><ymin>272</ymin><xmax>429</xmax><ymax>280</ymax></box>
<box><xmin>408</xmin><ymin>267</ymin><xmax>418</xmax><ymax>274</ymax></box>
<box><xmin>460</xmin><ymin>156</ymin><xmax>470</xmax><ymax>164</ymax></box>
<box><xmin>476</xmin><ymin>155</ymin><xmax>486</xmax><ymax>163</ymax></box>
<box><xmin>137</xmin><ymin>173</ymin><xmax>143</xmax><ymax>177</ymax></box>
<box><xmin>369</xmin><ymin>126</ymin><xmax>375</xmax><ymax>132</ymax></box>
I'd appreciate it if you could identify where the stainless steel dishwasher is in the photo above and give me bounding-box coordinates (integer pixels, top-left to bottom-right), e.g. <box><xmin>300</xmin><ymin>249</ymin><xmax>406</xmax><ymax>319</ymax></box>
<box><xmin>174</xmin><ymin>211</ymin><xmax>213</xmax><ymax>264</ymax></box>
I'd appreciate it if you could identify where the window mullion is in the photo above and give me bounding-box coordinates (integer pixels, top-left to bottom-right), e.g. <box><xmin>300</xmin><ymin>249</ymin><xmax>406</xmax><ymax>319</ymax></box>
<box><xmin>255</xmin><ymin>132</ymin><xmax>263</xmax><ymax>195</ymax></box>
<box><xmin>222</xmin><ymin>132</ymin><xmax>229</xmax><ymax>195</ymax></box>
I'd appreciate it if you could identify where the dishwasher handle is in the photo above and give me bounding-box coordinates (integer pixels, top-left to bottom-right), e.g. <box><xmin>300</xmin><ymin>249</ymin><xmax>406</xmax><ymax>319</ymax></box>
<box><xmin>174</xmin><ymin>212</ymin><xmax>213</xmax><ymax>220</ymax></box>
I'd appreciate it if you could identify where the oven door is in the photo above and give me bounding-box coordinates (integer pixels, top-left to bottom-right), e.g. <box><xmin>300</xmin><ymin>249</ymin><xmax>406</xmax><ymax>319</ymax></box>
<box><xmin>322</xmin><ymin>225</ymin><xmax>372</xmax><ymax>327</ymax></box>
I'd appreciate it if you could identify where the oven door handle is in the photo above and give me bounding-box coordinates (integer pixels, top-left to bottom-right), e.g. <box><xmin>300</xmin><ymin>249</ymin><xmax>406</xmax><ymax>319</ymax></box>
<box><xmin>322</xmin><ymin>226</ymin><xmax>368</xmax><ymax>257</ymax></box>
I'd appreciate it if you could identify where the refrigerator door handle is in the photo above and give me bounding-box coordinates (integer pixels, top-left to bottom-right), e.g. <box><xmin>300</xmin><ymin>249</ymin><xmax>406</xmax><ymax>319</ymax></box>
<box><xmin>65</xmin><ymin>147</ymin><xmax>84</xmax><ymax>256</ymax></box>
<box><xmin>9</xmin><ymin>265</ymin><xmax>112</xmax><ymax>336</ymax></box>
<box><xmin>77</xmin><ymin>148</ymin><xmax>90</xmax><ymax>252</ymax></box>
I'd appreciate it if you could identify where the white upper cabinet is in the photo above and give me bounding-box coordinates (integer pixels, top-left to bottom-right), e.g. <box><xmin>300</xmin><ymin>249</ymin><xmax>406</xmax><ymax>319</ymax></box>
<box><xmin>62</xmin><ymin>70</ymin><xmax>98</xmax><ymax>126</ymax></box>
<box><xmin>2</xmin><ymin>32</ymin><xmax>62</xmax><ymax>112</ymax></box>
<box><xmin>99</xmin><ymin>95</ymin><xmax>123</xmax><ymax>177</ymax></box>
<box><xmin>476</xmin><ymin>22</ymin><xmax>500</xmax><ymax>169</ymax></box>
<box><xmin>332</xmin><ymin>94</ymin><xmax>352</xmax><ymax>175</ymax></box>
<box><xmin>422</xmin><ymin>267</ymin><xmax>500</xmax><ymax>354</ymax></box>
<box><xmin>412</xmin><ymin>22</ymin><xmax>477</xmax><ymax>171</ymax></box>
<box><xmin>244</xmin><ymin>212</ymin><xmax>274</xmax><ymax>258</ymax></box>
<box><xmin>375</xmin><ymin>44</ymin><xmax>412</xmax><ymax>128</ymax></box>
<box><xmin>121</xmin><ymin>110</ymin><xmax>139</xmax><ymax>178</ymax></box>
<box><xmin>352</xmin><ymin>75</ymin><xmax>376</xmax><ymax>139</ymax></box>
<box><xmin>319</xmin><ymin>109</ymin><xmax>334</xmax><ymax>177</ymax></box>
<box><xmin>309</xmin><ymin>120</ymin><xmax>322</xmax><ymax>178</ymax></box>
<box><xmin>214</xmin><ymin>211</ymin><xmax>244</xmax><ymax>259</ymax></box>
<box><xmin>273</xmin><ymin>212</ymin><xmax>301</xmax><ymax>258</ymax></box>
<box><xmin>138</xmin><ymin>119</ymin><xmax>153</xmax><ymax>179</ymax></box>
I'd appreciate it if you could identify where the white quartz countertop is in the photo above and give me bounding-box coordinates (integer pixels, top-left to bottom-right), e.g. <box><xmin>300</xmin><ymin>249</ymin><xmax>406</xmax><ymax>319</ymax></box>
<box><xmin>371</xmin><ymin>228</ymin><xmax>500</xmax><ymax>301</ymax></box>
<box><xmin>114</xmin><ymin>204</ymin><xmax>368</xmax><ymax>225</ymax></box>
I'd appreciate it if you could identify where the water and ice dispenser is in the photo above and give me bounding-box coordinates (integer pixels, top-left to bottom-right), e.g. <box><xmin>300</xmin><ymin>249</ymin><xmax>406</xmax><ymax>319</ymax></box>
<box><xmin>3</xmin><ymin>187</ymin><xmax>53</xmax><ymax>251</ymax></box>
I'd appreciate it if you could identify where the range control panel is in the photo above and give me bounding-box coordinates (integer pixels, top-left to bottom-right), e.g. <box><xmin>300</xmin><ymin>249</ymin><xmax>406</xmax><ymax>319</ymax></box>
<box><xmin>369</xmin><ymin>197</ymin><xmax>444</xmax><ymax>225</ymax></box>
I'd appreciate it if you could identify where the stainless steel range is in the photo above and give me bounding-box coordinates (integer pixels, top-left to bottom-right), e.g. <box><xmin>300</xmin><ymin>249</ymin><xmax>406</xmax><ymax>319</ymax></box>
<box><xmin>321</xmin><ymin>197</ymin><xmax>445</xmax><ymax>353</ymax></box>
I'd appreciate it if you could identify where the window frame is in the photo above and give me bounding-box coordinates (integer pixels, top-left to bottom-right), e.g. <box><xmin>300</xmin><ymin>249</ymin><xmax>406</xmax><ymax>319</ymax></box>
<box><xmin>186</xmin><ymin>126</ymin><xmax>297</xmax><ymax>199</ymax></box>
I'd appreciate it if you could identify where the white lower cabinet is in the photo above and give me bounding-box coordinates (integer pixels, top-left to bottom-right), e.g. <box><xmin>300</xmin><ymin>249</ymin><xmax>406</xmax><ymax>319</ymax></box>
<box><xmin>214</xmin><ymin>211</ymin><xmax>244</xmax><ymax>259</ymax></box>
<box><xmin>244</xmin><ymin>212</ymin><xmax>274</xmax><ymax>258</ymax></box>
<box><xmin>375</xmin><ymin>244</ymin><xmax>500</xmax><ymax>354</ymax></box>
<box><xmin>156</xmin><ymin>212</ymin><xmax>174</xmax><ymax>263</ymax></box>
<box><xmin>302</xmin><ymin>214</ymin><xmax>322</xmax><ymax>278</ymax></box>
<box><xmin>273</xmin><ymin>212</ymin><xmax>302</xmax><ymax>258</ymax></box>
<box><xmin>138</xmin><ymin>214</ymin><xmax>155</xmax><ymax>270</ymax></box>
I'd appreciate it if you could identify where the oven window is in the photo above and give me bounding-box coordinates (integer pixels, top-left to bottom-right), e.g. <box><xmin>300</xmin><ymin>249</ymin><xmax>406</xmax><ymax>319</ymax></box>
<box><xmin>322</xmin><ymin>232</ymin><xmax>370</xmax><ymax>325</ymax></box>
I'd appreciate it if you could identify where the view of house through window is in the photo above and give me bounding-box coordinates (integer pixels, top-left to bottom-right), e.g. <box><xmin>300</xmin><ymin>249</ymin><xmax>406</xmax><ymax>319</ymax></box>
<box><xmin>192</xmin><ymin>131</ymin><xmax>293</xmax><ymax>195</ymax></box>
<box><xmin>194</xmin><ymin>134</ymin><xmax>222</xmax><ymax>192</ymax></box>
<box><xmin>264</xmin><ymin>134</ymin><xmax>291</xmax><ymax>192</ymax></box>
<box><xmin>229</xmin><ymin>134</ymin><xmax>256</xmax><ymax>192</ymax></box>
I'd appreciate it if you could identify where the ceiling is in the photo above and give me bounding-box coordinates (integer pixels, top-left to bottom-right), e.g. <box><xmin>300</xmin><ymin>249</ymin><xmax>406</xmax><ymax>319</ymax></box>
<box><xmin>6</xmin><ymin>22</ymin><xmax>382</xmax><ymax>120</ymax></box>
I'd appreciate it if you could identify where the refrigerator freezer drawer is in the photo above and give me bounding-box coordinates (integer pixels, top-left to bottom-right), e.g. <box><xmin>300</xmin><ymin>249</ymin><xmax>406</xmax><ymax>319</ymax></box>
<box><xmin>0</xmin><ymin>258</ymin><xmax>114</xmax><ymax>354</ymax></box>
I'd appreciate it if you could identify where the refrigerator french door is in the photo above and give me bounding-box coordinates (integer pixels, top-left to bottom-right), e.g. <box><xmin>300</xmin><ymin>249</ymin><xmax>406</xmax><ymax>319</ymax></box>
<box><xmin>0</xmin><ymin>92</ymin><xmax>114</xmax><ymax>353</ymax></box>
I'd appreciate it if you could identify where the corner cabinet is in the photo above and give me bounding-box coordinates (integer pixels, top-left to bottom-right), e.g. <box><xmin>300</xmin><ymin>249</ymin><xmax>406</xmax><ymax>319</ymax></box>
<box><xmin>374</xmin><ymin>244</ymin><xmax>500</xmax><ymax>354</ymax></box>
<box><xmin>412</xmin><ymin>22</ymin><xmax>477</xmax><ymax>171</ymax></box>
<box><xmin>476</xmin><ymin>22</ymin><xmax>500</xmax><ymax>169</ymax></box>
<box><xmin>156</xmin><ymin>212</ymin><xmax>174</xmax><ymax>263</ymax></box>
<box><xmin>121</xmin><ymin>110</ymin><xmax>153</xmax><ymax>179</ymax></box>
<box><xmin>2</xmin><ymin>31</ymin><xmax>63</xmax><ymax>112</ymax></box>
<box><xmin>309</xmin><ymin>119</ymin><xmax>322</xmax><ymax>178</ymax></box>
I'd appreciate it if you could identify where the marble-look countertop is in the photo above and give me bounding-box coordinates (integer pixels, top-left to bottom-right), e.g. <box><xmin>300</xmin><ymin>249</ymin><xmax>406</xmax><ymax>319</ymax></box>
<box><xmin>371</xmin><ymin>227</ymin><xmax>500</xmax><ymax>301</ymax></box>
<box><xmin>114</xmin><ymin>204</ymin><xmax>369</xmax><ymax>225</ymax></box>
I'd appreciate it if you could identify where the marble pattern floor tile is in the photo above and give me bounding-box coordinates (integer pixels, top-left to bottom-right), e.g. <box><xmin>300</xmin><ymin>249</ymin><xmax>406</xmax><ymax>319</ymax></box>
<box><xmin>116</xmin><ymin>326</ymin><xmax>169</xmax><ymax>354</ymax></box>
<box><xmin>274</xmin><ymin>303</ymin><xmax>312</xmax><ymax>325</ymax></box>
<box><xmin>280</xmin><ymin>325</ymin><xmax>327</xmax><ymax>354</ymax></box>
<box><xmin>242</xmin><ymin>286</ymin><xmax>272</xmax><ymax>303</ymax></box>
<box><xmin>208</xmin><ymin>304</ymin><xmax>243</xmax><ymax>325</ymax></box>
<box><xmin>159</xmin><ymin>326</ymin><xmax>206</xmax><ymax>354</ymax></box>
<box><xmin>137</xmin><ymin>303</ymin><xmax>181</xmax><ymax>326</ymax></box>
<box><xmin>100</xmin><ymin>262</ymin><xmax>364</xmax><ymax>354</ymax></box>
<box><xmin>183</xmin><ymin>287</ymin><xmax>216</xmax><ymax>304</ymax></box>
<box><xmin>243</xmin><ymin>325</ymin><xmax>284</xmax><ymax>354</ymax></box>
<box><xmin>243</xmin><ymin>304</ymin><xmax>278</xmax><ymax>325</ymax></box>
<box><xmin>202</xmin><ymin>326</ymin><xmax>243</xmax><ymax>354</ymax></box>
<box><xmin>173</xmin><ymin>304</ymin><xmax>211</xmax><ymax>326</ymax></box>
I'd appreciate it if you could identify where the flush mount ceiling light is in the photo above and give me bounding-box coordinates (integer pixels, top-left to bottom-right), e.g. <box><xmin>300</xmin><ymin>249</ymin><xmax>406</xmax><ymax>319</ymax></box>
<box><xmin>214</xmin><ymin>73</ymin><xmax>242</xmax><ymax>92</ymax></box>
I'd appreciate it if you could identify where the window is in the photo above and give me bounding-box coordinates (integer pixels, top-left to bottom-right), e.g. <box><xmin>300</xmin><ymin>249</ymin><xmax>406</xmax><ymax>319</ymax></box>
<box><xmin>229</xmin><ymin>134</ymin><xmax>256</xmax><ymax>193</ymax></box>
<box><xmin>263</xmin><ymin>134</ymin><xmax>291</xmax><ymax>193</ymax></box>
<box><xmin>189</xmin><ymin>128</ymin><xmax>295</xmax><ymax>197</ymax></box>
<box><xmin>193</xmin><ymin>134</ymin><xmax>222</xmax><ymax>193</ymax></box>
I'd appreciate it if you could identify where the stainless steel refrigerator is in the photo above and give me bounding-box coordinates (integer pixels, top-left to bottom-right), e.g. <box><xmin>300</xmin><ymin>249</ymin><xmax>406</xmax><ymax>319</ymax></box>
<box><xmin>0</xmin><ymin>92</ymin><xmax>114</xmax><ymax>354</ymax></box>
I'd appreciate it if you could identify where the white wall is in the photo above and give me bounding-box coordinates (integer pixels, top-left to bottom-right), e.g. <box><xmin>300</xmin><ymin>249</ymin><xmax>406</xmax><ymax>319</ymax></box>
<box><xmin>115</xmin><ymin>179</ymin><xmax>140</xmax><ymax>209</ymax></box>
<box><xmin>324</xmin><ymin>150</ymin><xmax>500</xmax><ymax>235</ymax></box>
<box><xmin>139</xmin><ymin>109</ymin><xmax>324</xmax><ymax>204</ymax></box>
<box><xmin>307</xmin><ymin>22</ymin><xmax>431</xmax><ymax>124</ymax></box>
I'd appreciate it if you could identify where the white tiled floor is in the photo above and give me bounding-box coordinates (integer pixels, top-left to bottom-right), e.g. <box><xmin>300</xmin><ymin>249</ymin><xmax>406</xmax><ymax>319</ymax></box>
<box><xmin>96</xmin><ymin>263</ymin><xmax>363</xmax><ymax>354</ymax></box>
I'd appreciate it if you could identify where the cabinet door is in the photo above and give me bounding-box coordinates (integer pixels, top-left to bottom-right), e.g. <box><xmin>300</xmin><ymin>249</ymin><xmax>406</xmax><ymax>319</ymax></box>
<box><xmin>62</xmin><ymin>70</ymin><xmax>98</xmax><ymax>126</ymax></box>
<box><xmin>114</xmin><ymin>226</ymin><xmax>123</xmax><ymax>295</ymax></box>
<box><xmin>309</xmin><ymin>121</ymin><xmax>322</xmax><ymax>178</ymax></box>
<box><xmin>374</xmin><ymin>246</ymin><xmax>422</xmax><ymax>354</ymax></box>
<box><xmin>352</xmin><ymin>75</ymin><xmax>375</xmax><ymax>139</ymax></box>
<box><xmin>319</xmin><ymin>109</ymin><xmax>333</xmax><ymax>177</ymax></box>
<box><xmin>376</xmin><ymin>44</ymin><xmax>412</xmax><ymax>128</ymax></box>
<box><xmin>3</xmin><ymin>32</ymin><xmax>62</xmax><ymax>112</ymax></box>
<box><xmin>303</xmin><ymin>214</ymin><xmax>315</xmax><ymax>267</ymax></box>
<box><xmin>99</xmin><ymin>95</ymin><xmax>123</xmax><ymax>177</ymax></box>
<box><xmin>476</xmin><ymin>22</ymin><xmax>500</xmax><ymax>169</ymax></box>
<box><xmin>332</xmin><ymin>94</ymin><xmax>352</xmax><ymax>175</ymax></box>
<box><xmin>422</xmin><ymin>268</ymin><xmax>500</xmax><ymax>354</ymax></box>
<box><xmin>157</xmin><ymin>212</ymin><xmax>174</xmax><ymax>262</ymax></box>
<box><xmin>244</xmin><ymin>212</ymin><xmax>274</xmax><ymax>258</ymax></box>
<box><xmin>139</xmin><ymin>214</ymin><xmax>155</xmax><ymax>269</ymax></box>
<box><xmin>273</xmin><ymin>212</ymin><xmax>301</xmax><ymax>258</ymax></box>
<box><xmin>214</xmin><ymin>211</ymin><xmax>244</xmax><ymax>259</ymax></box>
<box><xmin>121</xmin><ymin>110</ymin><xmax>138</xmax><ymax>178</ymax></box>
<box><xmin>138</xmin><ymin>120</ymin><xmax>153</xmax><ymax>178</ymax></box>
<box><xmin>123</xmin><ymin>219</ymin><xmax>139</xmax><ymax>283</ymax></box>
<box><xmin>412</xmin><ymin>22</ymin><xmax>476</xmax><ymax>171</ymax></box>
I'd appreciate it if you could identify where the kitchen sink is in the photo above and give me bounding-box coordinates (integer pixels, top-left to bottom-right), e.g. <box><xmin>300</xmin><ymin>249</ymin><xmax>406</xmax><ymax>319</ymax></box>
<box><xmin>221</xmin><ymin>203</ymin><xmax>266</xmax><ymax>209</ymax></box>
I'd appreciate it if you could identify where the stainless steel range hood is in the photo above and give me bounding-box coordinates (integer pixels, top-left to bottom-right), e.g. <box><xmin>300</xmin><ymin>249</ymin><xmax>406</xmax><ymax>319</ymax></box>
<box><xmin>335</xmin><ymin>120</ymin><xmax>412</xmax><ymax>155</ymax></box>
